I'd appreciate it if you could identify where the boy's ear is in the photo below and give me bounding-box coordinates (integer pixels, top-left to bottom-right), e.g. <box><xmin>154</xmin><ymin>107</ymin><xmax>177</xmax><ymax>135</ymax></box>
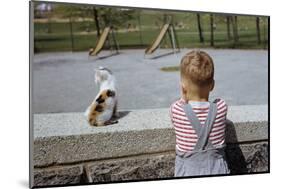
<box><xmin>209</xmin><ymin>80</ymin><xmax>215</xmax><ymax>91</ymax></box>
<box><xmin>181</xmin><ymin>83</ymin><xmax>187</xmax><ymax>94</ymax></box>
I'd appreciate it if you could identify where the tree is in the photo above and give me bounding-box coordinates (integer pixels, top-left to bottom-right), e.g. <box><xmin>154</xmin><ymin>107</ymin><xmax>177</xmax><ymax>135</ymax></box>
<box><xmin>256</xmin><ymin>17</ymin><xmax>261</xmax><ymax>44</ymax></box>
<box><xmin>226</xmin><ymin>16</ymin><xmax>232</xmax><ymax>40</ymax></box>
<box><xmin>197</xmin><ymin>14</ymin><xmax>204</xmax><ymax>43</ymax></box>
<box><xmin>52</xmin><ymin>4</ymin><xmax>83</xmax><ymax>51</ymax></box>
<box><xmin>232</xmin><ymin>16</ymin><xmax>239</xmax><ymax>44</ymax></box>
<box><xmin>44</xmin><ymin>4</ymin><xmax>137</xmax><ymax>50</ymax></box>
<box><xmin>93</xmin><ymin>7</ymin><xmax>100</xmax><ymax>37</ymax></box>
<box><xmin>34</xmin><ymin>3</ymin><xmax>54</xmax><ymax>33</ymax></box>
<box><xmin>234</xmin><ymin>16</ymin><xmax>239</xmax><ymax>41</ymax></box>
<box><xmin>210</xmin><ymin>14</ymin><xmax>214</xmax><ymax>47</ymax></box>
<box><xmin>97</xmin><ymin>7</ymin><xmax>136</xmax><ymax>28</ymax></box>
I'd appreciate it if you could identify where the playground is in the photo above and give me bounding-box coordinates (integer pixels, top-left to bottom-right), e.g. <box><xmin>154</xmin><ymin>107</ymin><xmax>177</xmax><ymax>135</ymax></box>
<box><xmin>33</xmin><ymin>48</ymin><xmax>268</xmax><ymax>113</ymax></box>
<box><xmin>33</xmin><ymin>3</ymin><xmax>268</xmax><ymax>114</ymax></box>
<box><xmin>31</xmin><ymin>3</ymin><xmax>269</xmax><ymax>187</ymax></box>
<box><xmin>32</xmin><ymin>3</ymin><xmax>268</xmax><ymax>113</ymax></box>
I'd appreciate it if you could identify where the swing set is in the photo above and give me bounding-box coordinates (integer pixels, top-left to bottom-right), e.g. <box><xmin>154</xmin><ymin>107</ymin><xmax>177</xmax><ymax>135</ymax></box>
<box><xmin>89</xmin><ymin>14</ymin><xmax>180</xmax><ymax>59</ymax></box>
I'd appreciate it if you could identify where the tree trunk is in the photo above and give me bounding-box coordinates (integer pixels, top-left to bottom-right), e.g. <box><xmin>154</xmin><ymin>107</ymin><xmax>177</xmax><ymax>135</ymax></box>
<box><xmin>47</xmin><ymin>12</ymin><xmax>52</xmax><ymax>33</ymax></box>
<box><xmin>197</xmin><ymin>14</ymin><xmax>204</xmax><ymax>43</ymax></box>
<box><xmin>226</xmin><ymin>16</ymin><xmax>231</xmax><ymax>40</ymax></box>
<box><xmin>233</xmin><ymin>16</ymin><xmax>239</xmax><ymax>43</ymax></box>
<box><xmin>93</xmin><ymin>7</ymin><xmax>100</xmax><ymax>37</ymax></box>
<box><xmin>256</xmin><ymin>17</ymin><xmax>261</xmax><ymax>44</ymax></box>
<box><xmin>69</xmin><ymin>12</ymin><xmax>74</xmax><ymax>52</ymax></box>
<box><xmin>102</xmin><ymin>14</ymin><xmax>110</xmax><ymax>26</ymax></box>
<box><xmin>234</xmin><ymin>16</ymin><xmax>239</xmax><ymax>42</ymax></box>
<box><xmin>231</xmin><ymin>16</ymin><xmax>239</xmax><ymax>46</ymax></box>
<box><xmin>210</xmin><ymin>14</ymin><xmax>214</xmax><ymax>47</ymax></box>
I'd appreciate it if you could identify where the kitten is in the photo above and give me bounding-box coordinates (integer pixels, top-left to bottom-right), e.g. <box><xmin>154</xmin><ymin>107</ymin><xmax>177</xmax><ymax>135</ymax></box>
<box><xmin>85</xmin><ymin>67</ymin><xmax>118</xmax><ymax>126</ymax></box>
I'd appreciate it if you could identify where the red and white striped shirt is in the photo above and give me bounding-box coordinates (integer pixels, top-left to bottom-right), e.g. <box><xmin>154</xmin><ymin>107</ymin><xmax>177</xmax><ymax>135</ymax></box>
<box><xmin>170</xmin><ymin>98</ymin><xmax>228</xmax><ymax>153</ymax></box>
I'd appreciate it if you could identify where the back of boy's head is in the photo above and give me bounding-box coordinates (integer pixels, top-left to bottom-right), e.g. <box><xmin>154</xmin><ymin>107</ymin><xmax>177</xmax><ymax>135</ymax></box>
<box><xmin>180</xmin><ymin>50</ymin><xmax>214</xmax><ymax>87</ymax></box>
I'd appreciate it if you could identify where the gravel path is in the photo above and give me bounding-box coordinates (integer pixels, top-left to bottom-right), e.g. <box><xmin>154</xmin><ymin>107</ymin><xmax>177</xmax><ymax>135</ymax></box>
<box><xmin>32</xmin><ymin>48</ymin><xmax>268</xmax><ymax>113</ymax></box>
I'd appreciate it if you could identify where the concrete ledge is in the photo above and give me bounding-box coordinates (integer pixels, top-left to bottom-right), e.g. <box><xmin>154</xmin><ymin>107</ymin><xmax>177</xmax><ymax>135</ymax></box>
<box><xmin>33</xmin><ymin>105</ymin><xmax>268</xmax><ymax>167</ymax></box>
<box><xmin>33</xmin><ymin>142</ymin><xmax>268</xmax><ymax>186</ymax></box>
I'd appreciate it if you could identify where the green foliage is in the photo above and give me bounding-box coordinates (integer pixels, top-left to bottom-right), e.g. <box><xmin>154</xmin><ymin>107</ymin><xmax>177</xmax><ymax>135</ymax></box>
<box><xmin>33</xmin><ymin>3</ymin><xmax>269</xmax><ymax>53</ymax></box>
<box><xmin>96</xmin><ymin>7</ymin><xmax>136</xmax><ymax>27</ymax></box>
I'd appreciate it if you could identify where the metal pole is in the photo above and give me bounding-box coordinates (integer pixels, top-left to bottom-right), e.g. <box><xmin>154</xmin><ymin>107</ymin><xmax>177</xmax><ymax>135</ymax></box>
<box><xmin>173</xmin><ymin>24</ymin><xmax>180</xmax><ymax>51</ymax></box>
<box><xmin>169</xmin><ymin>26</ymin><xmax>176</xmax><ymax>53</ymax></box>
<box><xmin>111</xmin><ymin>28</ymin><xmax>119</xmax><ymax>53</ymax></box>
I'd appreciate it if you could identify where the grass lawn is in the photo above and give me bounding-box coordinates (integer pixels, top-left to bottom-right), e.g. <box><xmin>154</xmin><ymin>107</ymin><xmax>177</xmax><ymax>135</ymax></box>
<box><xmin>160</xmin><ymin>66</ymin><xmax>180</xmax><ymax>72</ymax></box>
<box><xmin>34</xmin><ymin>29</ymin><xmax>268</xmax><ymax>52</ymax></box>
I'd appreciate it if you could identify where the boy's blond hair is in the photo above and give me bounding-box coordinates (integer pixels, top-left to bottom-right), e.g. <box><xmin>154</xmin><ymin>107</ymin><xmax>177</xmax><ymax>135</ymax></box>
<box><xmin>180</xmin><ymin>50</ymin><xmax>214</xmax><ymax>87</ymax></box>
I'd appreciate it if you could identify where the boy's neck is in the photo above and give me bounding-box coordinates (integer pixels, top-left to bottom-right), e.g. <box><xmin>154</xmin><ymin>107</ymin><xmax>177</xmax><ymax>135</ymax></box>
<box><xmin>181</xmin><ymin>81</ymin><xmax>212</xmax><ymax>102</ymax></box>
<box><xmin>182</xmin><ymin>91</ymin><xmax>210</xmax><ymax>102</ymax></box>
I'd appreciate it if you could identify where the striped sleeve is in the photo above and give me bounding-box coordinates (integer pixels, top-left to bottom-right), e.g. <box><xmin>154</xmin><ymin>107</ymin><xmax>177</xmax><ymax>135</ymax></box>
<box><xmin>209</xmin><ymin>98</ymin><xmax>228</xmax><ymax>146</ymax></box>
<box><xmin>169</xmin><ymin>101</ymin><xmax>177</xmax><ymax>124</ymax></box>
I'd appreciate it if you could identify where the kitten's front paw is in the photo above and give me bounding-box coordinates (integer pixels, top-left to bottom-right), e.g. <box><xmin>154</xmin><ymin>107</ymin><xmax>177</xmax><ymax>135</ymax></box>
<box><xmin>105</xmin><ymin>120</ymin><xmax>118</xmax><ymax>125</ymax></box>
<box><xmin>93</xmin><ymin>121</ymin><xmax>105</xmax><ymax>127</ymax></box>
<box><xmin>91</xmin><ymin>120</ymin><xmax>118</xmax><ymax>127</ymax></box>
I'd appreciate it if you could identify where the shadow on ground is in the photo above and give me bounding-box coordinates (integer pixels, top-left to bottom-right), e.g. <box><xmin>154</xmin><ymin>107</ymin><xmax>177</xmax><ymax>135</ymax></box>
<box><xmin>111</xmin><ymin>111</ymin><xmax>131</xmax><ymax>123</ymax></box>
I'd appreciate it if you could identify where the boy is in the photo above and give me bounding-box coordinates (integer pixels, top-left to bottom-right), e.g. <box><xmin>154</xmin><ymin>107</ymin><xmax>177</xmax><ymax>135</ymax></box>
<box><xmin>170</xmin><ymin>50</ymin><xmax>230</xmax><ymax>176</ymax></box>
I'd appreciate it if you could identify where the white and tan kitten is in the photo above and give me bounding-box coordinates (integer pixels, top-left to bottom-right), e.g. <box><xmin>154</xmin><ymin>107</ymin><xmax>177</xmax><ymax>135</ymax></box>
<box><xmin>84</xmin><ymin>67</ymin><xmax>118</xmax><ymax>126</ymax></box>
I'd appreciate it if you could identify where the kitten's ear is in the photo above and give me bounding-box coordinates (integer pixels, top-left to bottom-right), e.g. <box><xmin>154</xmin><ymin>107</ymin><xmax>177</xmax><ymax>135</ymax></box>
<box><xmin>99</xmin><ymin>71</ymin><xmax>108</xmax><ymax>80</ymax></box>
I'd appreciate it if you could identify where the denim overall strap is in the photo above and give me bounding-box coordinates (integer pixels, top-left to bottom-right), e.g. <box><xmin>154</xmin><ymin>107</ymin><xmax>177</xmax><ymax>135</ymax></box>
<box><xmin>183</xmin><ymin>102</ymin><xmax>217</xmax><ymax>151</ymax></box>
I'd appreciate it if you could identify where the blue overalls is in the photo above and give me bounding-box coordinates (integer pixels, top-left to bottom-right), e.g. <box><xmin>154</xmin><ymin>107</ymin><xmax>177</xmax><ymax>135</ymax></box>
<box><xmin>174</xmin><ymin>101</ymin><xmax>230</xmax><ymax>176</ymax></box>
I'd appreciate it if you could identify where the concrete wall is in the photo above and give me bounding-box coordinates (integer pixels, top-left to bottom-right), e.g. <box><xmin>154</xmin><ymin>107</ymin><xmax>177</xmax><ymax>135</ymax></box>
<box><xmin>31</xmin><ymin>105</ymin><xmax>268</xmax><ymax>187</ymax></box>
